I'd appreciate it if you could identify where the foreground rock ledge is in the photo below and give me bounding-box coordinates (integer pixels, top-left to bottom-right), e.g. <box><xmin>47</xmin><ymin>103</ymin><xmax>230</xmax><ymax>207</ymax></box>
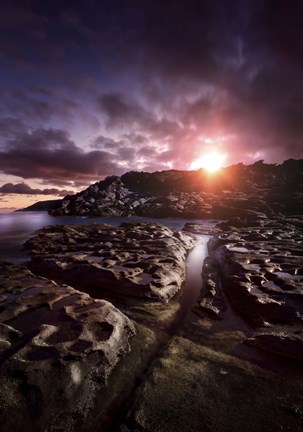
<box><xmin>121</xmin><ymin>336</ymin><xmax>303</xmax><ymax>432</ymax></box>
<box><xmin>0</xmin><ymin>262</ymin><xmax>135</xmax><ymax>432</ymax></box>
<box><xmin>25</xmin><ymin>222</ymin><xmax>195</xmax><ymax>302</ymax></box>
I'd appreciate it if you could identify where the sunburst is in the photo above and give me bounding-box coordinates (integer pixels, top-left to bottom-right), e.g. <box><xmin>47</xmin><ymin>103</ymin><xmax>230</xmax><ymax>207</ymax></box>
<box><xmin>190</xmin><ymin>151</ymin><xmax>226</xmax><ymax>173</ymax></box>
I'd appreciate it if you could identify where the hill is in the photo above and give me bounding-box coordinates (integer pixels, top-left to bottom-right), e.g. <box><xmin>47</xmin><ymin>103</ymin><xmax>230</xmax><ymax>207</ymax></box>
<box><xmin>18</xmin><ymin>199</ymin><xmax>62</xmax><ymax>212</ymax></box>
<box><xmin>49</xmin><ymin>160</ymin><xmax>303</xmax><ymax>218</ymax></box>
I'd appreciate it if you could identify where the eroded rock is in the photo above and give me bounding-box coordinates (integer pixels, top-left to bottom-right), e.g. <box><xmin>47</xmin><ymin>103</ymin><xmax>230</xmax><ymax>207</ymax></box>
<box><xmin>25</xmin><ymin>222</ymin><xmax>196</xmax><ymax>302</ymax></box>
<box><xmin>193</xmin><ymin>256</ymin><xmax>227</xmax><ymax>320</ymax></box>
<box><xmin>0</xmin><ymin>262</ymin><xmax>135</xmax><ymax>432</ymax></box>
<box><xmin>210</xmin><ymin>217</ymin><xmax>303</xmax><ymax>327</ymax></box>
<box><xmin>201</xmin><ymin>216</ymin><xmax>303</xmax><ymax>365</ymax></box>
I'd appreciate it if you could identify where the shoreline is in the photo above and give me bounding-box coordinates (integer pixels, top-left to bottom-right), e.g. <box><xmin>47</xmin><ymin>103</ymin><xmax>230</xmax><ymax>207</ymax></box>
<box><xmin>0</xmin><ymin>216</ymin><xmax>303</xmax><ymax>431</ymax></box>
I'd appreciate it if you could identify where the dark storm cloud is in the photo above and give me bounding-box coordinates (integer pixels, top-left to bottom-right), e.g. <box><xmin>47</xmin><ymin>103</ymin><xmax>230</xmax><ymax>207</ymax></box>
<box><xmin>91</xmin><ymin>135</ymin><xmax>126</xmax><ymax>150</ymax></box>
<box><xmin>1</xmin><ymin>0</ymin><xmax>302</xmax><ymax>80</ymax></box>
<box><xmin>96</xmin><ymin>92</ymin><xmax>185</xmax><ymax>143</ymax></box>
<box><xmin>0</xmin><ymin>0</ymin><xmax>302</xmax><ymax>180</ymax></box>
<box><xmin>90</xmin><ymin>131</ymin><xmax>176</xmax><ymax>173</ymax></box>
<box><xmin>39</xmin><ymin>178</ymin><xmax>91</xmax><ymax>189</ymax></box>
<box><xmin>0</xmin><ymin>118</ymin><xmax>27</xmax><ymax>141</ymax></box>
<box><xmin>92</xmin><ymin>134</ymin><xmax>149</xmax><ymax>165</ymax></box>
<box><xmin>96</xmin><ymin>93</ymin><xmax>154</xmax><ymax>130</ymax></box>
<box><xmin>0</xmin><ymin>87</ymin><xmax>80</xmax><ymax>124</ymax></box>
<box><xmin>264</xmin><ymin>0</ymin><xmax>303</xmax><ymax>66</ymax></box>
<box><xmin>122</xmin><ymin>133</ymin><xmax>149</xmax><ymax>146</ymax></box>
<box><xmin>0</xmin><ymin>0</ymin><xmax>238</xmax><ymax>84</ymax></box>
<box><xmin>0</xmin><ymin>128</ymin><xmax>124</xmax><ymax>181</ymax></box>
<box><xmin>0</xmin><ymin>182</ymin><xmax>73</xmax><ymax>196</ymax></box>
<box><xmin>16</xmin><ymin>97</ymin><xmax>79</xmax><ymax>123</ymax></box>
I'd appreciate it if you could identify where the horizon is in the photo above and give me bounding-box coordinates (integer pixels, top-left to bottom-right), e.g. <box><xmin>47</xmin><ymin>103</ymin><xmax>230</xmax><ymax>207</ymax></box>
<box><xmin>1</xmin><ymin>157</ymin><xmax>302</xmax><ymax>212</ymax></box>
<box><xmin>0</xmin><ymin>1</ymin><xmax>303</xmax><ymax>210</ymax></box>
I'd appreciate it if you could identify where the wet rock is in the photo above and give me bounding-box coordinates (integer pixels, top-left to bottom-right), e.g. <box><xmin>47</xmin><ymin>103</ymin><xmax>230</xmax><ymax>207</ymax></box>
<box><xmin>197</xmin><ymin>297</ymin><xmax>226</xmax><ymax>319</ymax></box>
<box><xmin>25</xmin><ymin>223</ymin><xmax>196</xmax><ymax>302</ymax></box>
<box><xmin>183</xmin><ymin>222</ymin><xmax>221</xmax><ymax>236</ymax></box>
<box><xmin>245</xmin><ymin>331</ymin><xmax>303</xmax><ymax>362</ymax></box>
<box><xmin>0</xmin><ymin>262</ymin><xmax>135</xmax><ymax>432</ymax></box>
<box><xmin>193</xmin><ymin>256</ymin><xmax>227</xmax><ymax>320</ymax></box>
<box><xmin>210</xmin><ymin>217</ymin><xmax>303</xmax><ymax>324</ymax></box>
<box><xmin>205</xmin><ymin>216</ymin><xmax>303</xmax><ymax>365</ymax></box>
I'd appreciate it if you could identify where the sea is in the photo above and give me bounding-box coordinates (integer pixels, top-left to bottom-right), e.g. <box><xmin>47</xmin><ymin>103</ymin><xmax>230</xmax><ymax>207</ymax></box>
<box><xmin>0</xmin><ymin>211</ymin><xmax>215</xmax><ymax>263</ymax></box>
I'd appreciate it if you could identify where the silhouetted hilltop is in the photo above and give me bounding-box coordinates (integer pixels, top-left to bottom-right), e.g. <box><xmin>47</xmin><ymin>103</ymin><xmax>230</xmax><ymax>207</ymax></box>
<box><xmin>18</xmin><ymin>199</ymin><xmax>62</xmax><ymax>212</ymax></box>
<box><xmin>49</xmin><ymin>159</ymin><xmax>303</xmax><ymax>218</ymax></box>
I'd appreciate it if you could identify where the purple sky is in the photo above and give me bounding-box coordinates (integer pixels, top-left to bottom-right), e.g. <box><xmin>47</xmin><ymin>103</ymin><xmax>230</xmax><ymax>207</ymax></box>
<box><xmin>0</xmin><ymin>0</ymin><xmax>303</xmax><ymax>209</ymax></box>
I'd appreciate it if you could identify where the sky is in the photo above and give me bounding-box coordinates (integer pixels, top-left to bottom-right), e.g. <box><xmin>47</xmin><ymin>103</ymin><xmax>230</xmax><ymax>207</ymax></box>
<box><xmin>0</xmin><ymin>0</ymin><xmax>303</xmax><ymax>210</ymax></box>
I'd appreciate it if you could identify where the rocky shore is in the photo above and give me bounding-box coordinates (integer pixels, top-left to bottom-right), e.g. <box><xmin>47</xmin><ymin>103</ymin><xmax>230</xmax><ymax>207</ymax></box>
<box><xmin>48</xmin><ymin>160</ymin><xmax>303</xmax><ymax>219</ymax></box>
<box><xmin>0</xmin><ymin>223</ymin><xmax>197</xmax><ymax>431</ymax></box>
<box><xmin>0</xmin><ymin>262</ymin><xmax>135</xmax><ymax>431</ymax></box>
<box><xmin>24</xmin><ymin>222</ymin><xmax>195</xmax><ymax>302</ymax></box>
<box><xmin>118</xmin><ymin>216</ymin><xmax>303</xmax><ymax>432</ymax></box>
<box><xmin>1</xmin><ymin>161</ymin><xmax>303</xmax><ymax>431</ymax></box>
<box><xmin>208</xmin><ymin>216</ymin><xmax>303</xmax><ymax>362</ymax></box>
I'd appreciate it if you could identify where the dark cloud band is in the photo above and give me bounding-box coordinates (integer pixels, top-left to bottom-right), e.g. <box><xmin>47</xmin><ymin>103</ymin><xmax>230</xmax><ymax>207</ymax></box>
<box><xmin>0</xmin><ymin>182</ymin><xmax>73</xmax><ymax>196</ymax></box>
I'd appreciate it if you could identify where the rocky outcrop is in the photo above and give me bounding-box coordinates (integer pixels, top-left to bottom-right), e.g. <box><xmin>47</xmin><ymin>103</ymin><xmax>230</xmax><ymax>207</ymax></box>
<box><xmin>24</xmin><ymin>222</ymin><xmax>196</xmax><ymax>302</ymax></box>
<box><xmin>209</xmin><ymin>216</ymin><xmax>303</xmax><ymax>327</ymax></box>
<box><xmin>196</xmin><ymin>216</ymin><xmax>303</xmax><ymax>365</ymax></box>
<box><xmin>0</xmin><ymin>262</ymin><xmax>135</xmax><ymax>432</ymax></box>
<box><xmin>49</xmin><ymin>160</ymin><xmax>303</xmax><ymax>218</ymax></box>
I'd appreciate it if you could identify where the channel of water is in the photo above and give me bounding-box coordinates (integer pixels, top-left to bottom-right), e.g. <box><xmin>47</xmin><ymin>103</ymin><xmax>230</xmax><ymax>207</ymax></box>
<box><xmin>181</xmin><ymin>234</ymin><xmax>210</xmax><ymax>310</ymax></box>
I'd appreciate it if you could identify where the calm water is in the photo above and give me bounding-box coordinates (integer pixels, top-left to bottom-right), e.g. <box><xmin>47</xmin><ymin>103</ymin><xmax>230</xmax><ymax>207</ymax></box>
<box><xmin>181</xmin><ymin>235</ymin><xmax>211</xmax><ymax>310</ymax></box>
<box><xmin>0</xmin><ymin>211</ymin><xmax>216</xmax><ymax>263</ymax></box>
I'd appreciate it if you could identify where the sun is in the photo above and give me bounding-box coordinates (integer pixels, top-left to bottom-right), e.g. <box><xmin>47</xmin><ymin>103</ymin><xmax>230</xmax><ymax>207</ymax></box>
<box><xmin>190</xmin><ymin>151</ymin><xmax>226</xmax><ymax>173</ymax></box>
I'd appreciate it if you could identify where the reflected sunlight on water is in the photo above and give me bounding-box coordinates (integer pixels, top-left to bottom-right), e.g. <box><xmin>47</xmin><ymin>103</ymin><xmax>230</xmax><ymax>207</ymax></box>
<box><xmin>180</xmin><ymin>235</ymin><xmax>211</xmax><ymax>310</ymax></box>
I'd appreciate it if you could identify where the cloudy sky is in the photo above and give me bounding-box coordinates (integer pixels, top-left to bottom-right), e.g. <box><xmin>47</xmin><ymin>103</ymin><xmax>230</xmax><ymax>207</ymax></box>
<box><xmin>0</xmin><ymin>0</ymin><xmax>303</xmax><ymax>210</ymax></box>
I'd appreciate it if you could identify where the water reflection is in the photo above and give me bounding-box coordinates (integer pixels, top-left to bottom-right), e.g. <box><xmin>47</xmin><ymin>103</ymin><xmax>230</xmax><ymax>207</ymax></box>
<box><xmin>181</xmin><ymin>235</ymin><xmax>210</xmax><ymax>310</ymax></box>
<box><xmin>0</xmin><ymin>212</ymin><xmax>53</xmax><ymax>236</ymax></box>
<box><xmin>0</xmin><ymin>212</ymin><xmax>216</xmax><ymax>263</ymax></box>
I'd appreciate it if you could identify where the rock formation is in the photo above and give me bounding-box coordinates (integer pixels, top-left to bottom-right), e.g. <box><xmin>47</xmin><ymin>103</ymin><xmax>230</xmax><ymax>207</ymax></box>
<box><xmin>116</xmin><ymin>216</ymin><xmax>303</xmax><ymax>432</ymax></box>
<box><xmin>0</xmin><ymin>262</ymin><xmax>135</xmax><ymax>431</ymax></box>
<box><xmin>49</xmin><ymin>160</ymin><xmax>303</xmax><ymax>218</ymax></box>
<box><xmin>191</xmin><ymin>216</ymin><xmax>303</xmax><ymax>363</ymax></box>
<box><xmin>24</xmin><ymin>222</ymin><xmax>195</xmax><ymax>302</ymax></box>
<box><xmin>1</xmin><ymin>159</ymin><xmax>303</xmax><ymax>431</ymax></box>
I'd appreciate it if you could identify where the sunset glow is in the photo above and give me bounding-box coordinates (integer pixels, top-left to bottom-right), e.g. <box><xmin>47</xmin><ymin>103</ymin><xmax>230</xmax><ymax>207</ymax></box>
<box><xmin>190</xmin><ymin>152</ymin><xmax>226</xmax><ymax>173</ymax></box>
<box><xmin>0</xmin><ymin>1</ymin><xmax>302</xmax><ymax>212</ymax></box>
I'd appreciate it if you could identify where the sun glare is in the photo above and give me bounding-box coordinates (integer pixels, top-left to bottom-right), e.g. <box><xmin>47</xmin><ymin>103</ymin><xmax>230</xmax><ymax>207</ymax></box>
<box><xmin>190</xmin><ymin>151</ymin><xmax>226</xmax><ymax>173</ymax></box>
